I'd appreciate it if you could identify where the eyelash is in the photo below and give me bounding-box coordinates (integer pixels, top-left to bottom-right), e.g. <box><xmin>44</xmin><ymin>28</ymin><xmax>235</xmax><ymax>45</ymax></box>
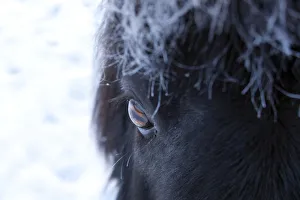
<box><xmin>109</xmin><ymin>93</ymin><xmax>131</xmax><ymax>106</ymax></box>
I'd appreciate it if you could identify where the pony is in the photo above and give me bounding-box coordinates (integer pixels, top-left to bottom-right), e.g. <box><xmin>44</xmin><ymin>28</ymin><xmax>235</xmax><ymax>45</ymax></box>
<box><xmin>93</xmin><ymin>0</ymin><xmax>300</xmax><ymax>199</ymax></box>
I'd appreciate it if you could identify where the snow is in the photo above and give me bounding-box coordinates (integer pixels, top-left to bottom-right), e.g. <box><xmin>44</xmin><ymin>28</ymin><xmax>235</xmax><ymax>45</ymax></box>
<box><xmin>0</xmin><ymin>0</ymin><xmax>116</xmax><ymax>199</ymax></box>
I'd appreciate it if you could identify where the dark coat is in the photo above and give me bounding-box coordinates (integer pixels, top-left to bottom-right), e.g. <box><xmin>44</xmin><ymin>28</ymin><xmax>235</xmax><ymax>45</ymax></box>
<box><xmin>94</xmin><ymin>1</ymin><xmax>300</xmax><ymax>199</ymax></box>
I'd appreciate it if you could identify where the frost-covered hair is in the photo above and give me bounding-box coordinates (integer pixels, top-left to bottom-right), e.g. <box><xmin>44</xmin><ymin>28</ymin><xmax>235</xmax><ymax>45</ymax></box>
<box><xmin>95</xmin><ymin>0</ymin><xmax>300</xmax><ymax>119</ymax></box>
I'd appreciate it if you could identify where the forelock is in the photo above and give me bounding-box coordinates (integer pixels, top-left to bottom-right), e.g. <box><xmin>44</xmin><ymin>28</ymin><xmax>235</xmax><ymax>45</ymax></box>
<box><xmin>95</xmin><ymin>0</ymin><xmax>300</xmax><ymax>118</ymax></box>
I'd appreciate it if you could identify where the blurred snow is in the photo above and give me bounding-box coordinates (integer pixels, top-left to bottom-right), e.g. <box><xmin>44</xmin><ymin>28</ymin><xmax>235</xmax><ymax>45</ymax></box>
<box><xmin>0</xmin><ymin>0</ymin><xmax>116</xmax><ymax>199</ymax></box>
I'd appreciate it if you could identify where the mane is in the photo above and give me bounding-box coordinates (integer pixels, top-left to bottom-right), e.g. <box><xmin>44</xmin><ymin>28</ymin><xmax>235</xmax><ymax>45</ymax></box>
<box><xmin>95</xmin><ymin>0</ymin><xmax>300</xmax><ymax>119</ymax></box>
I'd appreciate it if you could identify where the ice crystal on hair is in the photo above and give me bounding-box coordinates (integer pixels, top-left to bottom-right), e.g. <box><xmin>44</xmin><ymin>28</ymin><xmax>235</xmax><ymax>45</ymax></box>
<box><xmin>95</xmin><ymin>0</ymin><xmax>300</xmax><ymax>119</ymax></box>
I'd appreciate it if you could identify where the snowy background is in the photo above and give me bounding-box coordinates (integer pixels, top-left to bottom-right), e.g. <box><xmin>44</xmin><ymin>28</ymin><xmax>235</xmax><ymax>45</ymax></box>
<box><xmin>0</xmin><ymin>0</ymin><xmax>116</xmax><ymax>199</ymax></box>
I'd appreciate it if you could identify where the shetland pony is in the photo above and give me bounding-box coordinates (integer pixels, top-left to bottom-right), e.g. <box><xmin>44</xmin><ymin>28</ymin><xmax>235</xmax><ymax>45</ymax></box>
<box><xmin>94</xmin><ymin>0</ymin><xmax>300</xmax><ymax>199</ymax></box>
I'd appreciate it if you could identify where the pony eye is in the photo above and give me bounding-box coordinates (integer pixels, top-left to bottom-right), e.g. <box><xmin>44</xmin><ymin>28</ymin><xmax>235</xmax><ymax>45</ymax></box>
<box><xmin>128</xmin><ymin>99</ymin><xmax>156</xmax><ymax>138</ymax></box>
<box><xmin>128</xmin><ymin>99</ymin><xmax>151</xmax><ymax>128</ymax></box>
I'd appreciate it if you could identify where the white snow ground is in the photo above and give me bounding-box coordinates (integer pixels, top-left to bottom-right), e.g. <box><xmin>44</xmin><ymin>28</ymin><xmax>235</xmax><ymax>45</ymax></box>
<box><xmin>0</xmin><ymin>0</ymin><xmax>116</xmax><ymax>199</ymax></box>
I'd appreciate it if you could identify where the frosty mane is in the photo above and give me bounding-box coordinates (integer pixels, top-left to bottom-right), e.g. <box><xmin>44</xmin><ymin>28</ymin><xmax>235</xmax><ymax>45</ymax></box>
<box><xmin>95</xmin><ymin>0</ymin><xmax>300</xmax><ymax>118</ymax></box>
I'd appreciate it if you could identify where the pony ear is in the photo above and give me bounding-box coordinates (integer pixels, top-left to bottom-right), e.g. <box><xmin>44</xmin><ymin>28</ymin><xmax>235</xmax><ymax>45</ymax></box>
<box><xmin>93</xmin><ymin>66</ymin><xmax>130</xmax><ymax>157</ymax></box>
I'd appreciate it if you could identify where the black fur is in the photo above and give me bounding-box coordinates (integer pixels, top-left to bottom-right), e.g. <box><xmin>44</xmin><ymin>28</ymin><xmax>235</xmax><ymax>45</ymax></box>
<box><xmin>93</xmin><ymin>0</ymin><xmax>300</xmax><ymax>199</ymax></box>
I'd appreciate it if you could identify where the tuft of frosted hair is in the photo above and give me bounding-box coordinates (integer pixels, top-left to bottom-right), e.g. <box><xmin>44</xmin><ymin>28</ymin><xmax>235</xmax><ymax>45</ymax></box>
<box><xmin>95</xmin><ymin>0</ymin><xmax>300</xmax><ymax>119</ymax></box>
